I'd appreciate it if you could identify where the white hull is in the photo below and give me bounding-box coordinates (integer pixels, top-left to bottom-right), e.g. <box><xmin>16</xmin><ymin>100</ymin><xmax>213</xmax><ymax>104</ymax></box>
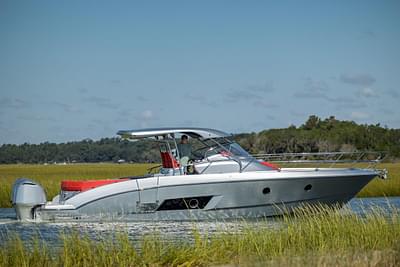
<box><xmin>31</xmin><ymin>168</ymin><xmax>377</xmax><ymax>221</ymax></box>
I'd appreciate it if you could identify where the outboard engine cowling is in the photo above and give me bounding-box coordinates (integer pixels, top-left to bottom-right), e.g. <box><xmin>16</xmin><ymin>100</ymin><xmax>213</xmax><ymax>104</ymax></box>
<box><xmin>11</xmin><ymin>178</ymin><xmax>46</xmax><ymax>221</ymax></box>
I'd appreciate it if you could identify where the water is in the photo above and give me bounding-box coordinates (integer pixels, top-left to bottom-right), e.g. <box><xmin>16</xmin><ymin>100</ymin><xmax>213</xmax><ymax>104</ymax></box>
<box><xmin>0</xmin><ymin>197</ymin><xmax>399</xmax><ymax>247</ymax></box>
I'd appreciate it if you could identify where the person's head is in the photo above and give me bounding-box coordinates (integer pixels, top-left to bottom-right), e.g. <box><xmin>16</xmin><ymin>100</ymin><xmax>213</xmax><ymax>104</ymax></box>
<box><xmin>181</xmin><ymin>135</ymin><xmax>188</xmax><ymax>144</ymax></box>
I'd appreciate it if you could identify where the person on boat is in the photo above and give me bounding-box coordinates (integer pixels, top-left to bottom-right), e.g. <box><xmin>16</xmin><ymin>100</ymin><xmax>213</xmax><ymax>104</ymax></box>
<box><xmin>177</xmin><ymin>135</ymin><xmax>198</xmax><ymax>174</ymax></box>
<box><xmin>177</xmin><ymin>135</ymin><xmax>192</xmax><ymax>165</ymax></box>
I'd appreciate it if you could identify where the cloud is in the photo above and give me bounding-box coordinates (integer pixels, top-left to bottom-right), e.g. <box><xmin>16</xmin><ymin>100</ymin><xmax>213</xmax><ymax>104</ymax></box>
<box><xmin>357</xmin><ymin>87</ymin><xmax>377</xmax><ymax>98</ymax></box>
<box><xmin>52</xmin><ymin>102</ymin><xmax>82</xmax><ymax>112</ymax></box>
<box><xmin>386</xmin><ymin>90</ymin><xmax>400</xmax><ymax>99</ymax></box>
<box><xmin>358</xmin><ymin>30</ymin><xmax>376</xmax><ymax>40</ymax></box>
<box><xmin>0</xmin><ymin>98</ymin><xmax>31</xmax><ymax>109</ymax></box>
<box><xmin>379</xmin><ymin>108</ymin><xmax>394</xmax><ymax>115</ymax></box>
<box><xmin>184</xmin><ymin>93</ymin><xmax>218</xmax><ymax>107</ymax></box>
<box><xmin>17</xmin><ymin>114</ymin><xmax>56</xmax><ymax>122</ymax></box>
<box><xmin>294</xmin><ymin>78</ymin><xmax>329</xmax><ymax>99</ymax></box>
<box><xmin>135</xmin><ymin>110</ymin><xmax>157</xmax><ymax>128</ymax></box>
<box><xmin>77</xmin><ymin>88</ymin><xmax>88</xmax><ymax>94</ymax></box>
<box><xmin>263</xmin><ymin>114</ymin><xmax>275</xmax><ymax>121</ymax></box>
<box><xmin>340</xmin><ymin>73</ymin><xmax>376</xmax><ymax>87</ymax></box>
<box><xmin>293</xmin><ymin>78</ymin><xmax>369</xmax><ymax>109</ymax></box>
<box><xmin>83</xmin><ymin>96</ymin><xmax>119</xmax><ymax>109</ymax></box>
<box><xmin>225</xmin><ymin>82</ymin><xmax>274</xmax><ymax>103</ymax></box>
<box><xmin>331</xmin><ymin>96</ymin><xmax>366</xmax><ymax>109</ymax></box>
<box><xmin>226</xmin><ymin>89</ymin><xmax>260</xmax><ymax>102</ymax></box>
<box><xmin>253</xmin><ymin>100</ymin><xmax>278</xmax><ymax>109</ymax></box>
<box><xmin>246</xmin><ymin>83</ymin><xmax>275</xmax><ymax>93</ymax></box>
<box><xmin>141</xmin><ymin>110</ymin><xmax>153</xmax><ymax>120</ymax></box>
<box><xmin>137</xmin><ymin>95</ymin><xmax>149</xmax><ymax>102</ymax></box>
<box><xmin>350</xmin><ymin>111</ymin><xmax>370</xmax><ymax>120</ymax></box>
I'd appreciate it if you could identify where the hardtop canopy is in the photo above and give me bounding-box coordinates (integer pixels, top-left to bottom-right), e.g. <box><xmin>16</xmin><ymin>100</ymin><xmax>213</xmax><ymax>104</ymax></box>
<box><xmin>117</xmin><ymin>127</ymin><xmax>231</xmax><ymax>140</ymax></box>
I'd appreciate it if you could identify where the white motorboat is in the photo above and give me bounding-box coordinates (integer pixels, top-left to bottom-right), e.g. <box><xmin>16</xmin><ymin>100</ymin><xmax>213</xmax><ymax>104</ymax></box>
<box><xmin>11</xmin><ymin>127</ymin><xmax>387</xmax><ymax>221</ymax></box>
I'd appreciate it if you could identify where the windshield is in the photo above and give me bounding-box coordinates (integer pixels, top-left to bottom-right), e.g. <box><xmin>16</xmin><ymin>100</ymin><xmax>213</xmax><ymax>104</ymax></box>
<box><xmin>191</xmin><ymin>137</ymin><xmax>252</xmax><ymax>159</ymax></box>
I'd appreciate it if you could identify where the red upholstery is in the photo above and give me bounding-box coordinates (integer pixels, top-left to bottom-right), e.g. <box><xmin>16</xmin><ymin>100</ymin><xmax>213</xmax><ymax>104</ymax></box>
<box><xmin>260</xmin><ymin>161</ymin><xmax>280</xmax><ymax>170</ymax></box>
<box><xmin>61</xmin><ymin>179</ymin><xmax>128</xmax><ymax>192</ymax></box>
<box><xmin>160</xmin><ymin>151</ymin><xmax>180</xmax><ymax>168</ymax></box>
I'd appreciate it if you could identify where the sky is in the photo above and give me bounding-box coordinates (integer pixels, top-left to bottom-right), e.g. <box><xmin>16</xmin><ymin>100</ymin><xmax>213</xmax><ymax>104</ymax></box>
<box><xmin>1</xmin><ymin>0</ymin><xmax>399</xmax><ymax>144</ymax></box>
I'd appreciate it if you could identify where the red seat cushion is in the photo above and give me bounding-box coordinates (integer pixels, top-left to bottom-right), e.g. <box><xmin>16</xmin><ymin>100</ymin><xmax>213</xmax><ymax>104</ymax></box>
<box><xmin>61</xmin><ymin>179</ymin><xmax>128</xmax><ymax>192</ymax></box>
<box><xmin>160</xmin><ymin>151</ymin><xmax>180</xmax><ymax>168</ymax></box>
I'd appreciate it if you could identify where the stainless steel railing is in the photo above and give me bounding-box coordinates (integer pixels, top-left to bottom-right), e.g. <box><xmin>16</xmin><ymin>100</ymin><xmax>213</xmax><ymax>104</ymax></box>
<box><xmin>252</xmin><ymin>151</ymin><xmax>387</xmax><ymax>169</ymax></box>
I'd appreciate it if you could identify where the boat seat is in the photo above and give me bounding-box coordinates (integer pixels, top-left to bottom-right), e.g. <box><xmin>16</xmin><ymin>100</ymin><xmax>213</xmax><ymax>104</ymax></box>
<box><xmin>160</xmin><ymin>151</ymin><xmax>180</xmax><ymax>169</ymax></box>
<box><xmin>61</xmin><ymin>179</ymin><xmax>128</xmax><ymax>192</ymax></box>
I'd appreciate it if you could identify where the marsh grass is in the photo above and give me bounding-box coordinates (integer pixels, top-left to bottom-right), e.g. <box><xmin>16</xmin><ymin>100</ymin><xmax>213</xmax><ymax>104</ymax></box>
<box><xmin>0</xmin><ymin>162</ymin><xmax>399</xmax><ymax>208</ymax></box>
<box><xmin>0</xmin><ymin>205</ymin><xmax>399</xmax><ymax>266</ymax></box>
<box><xmin>357</xmin><ymin>163</ymin><xmax>400</xmax><ymax>198</ymax></box>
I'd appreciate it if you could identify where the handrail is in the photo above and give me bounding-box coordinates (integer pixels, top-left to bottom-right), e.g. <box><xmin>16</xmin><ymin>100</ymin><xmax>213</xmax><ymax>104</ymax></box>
<box><xmin>252</xmin><ymin>151</ymin><xmax>387</xmax><ymax>169</ymax></box>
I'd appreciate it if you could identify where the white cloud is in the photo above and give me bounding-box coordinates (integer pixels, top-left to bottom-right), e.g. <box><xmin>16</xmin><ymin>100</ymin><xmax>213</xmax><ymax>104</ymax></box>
<box><xmin>135</xmin><ymin>110</ymin><xmax>156</xmax><ymax>128</ymax></box>
<box><xmin>357</xmin><ymin>87</ymin><xmax>377</xmax><ymax>98</ymax></box>
<box><xmin>141</xmin><ymin>110</ymin><xmax>153</xmax><ymax>120</ymax></box>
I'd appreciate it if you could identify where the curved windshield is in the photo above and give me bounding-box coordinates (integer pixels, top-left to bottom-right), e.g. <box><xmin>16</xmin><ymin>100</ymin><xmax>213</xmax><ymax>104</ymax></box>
<box><xmin>227</xmin><ymin>142</ymin><xmax>251</xmax><ymax>157</ymax></box>
<box><xmin>191</xmin><ymin>137</ymin><xmax>252</xmax><ymax>159</ymax></box>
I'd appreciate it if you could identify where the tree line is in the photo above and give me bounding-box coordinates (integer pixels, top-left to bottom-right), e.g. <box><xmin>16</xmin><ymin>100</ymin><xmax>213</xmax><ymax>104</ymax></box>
<box><xmin>236</xmin><ymin>115</ymin><xmax>400</xmax><ymax>158</ymax></box>
<box><xmin>1</xmin><ymin>115</ymin><xmax>399</xmax><ymax>164</ymax></box>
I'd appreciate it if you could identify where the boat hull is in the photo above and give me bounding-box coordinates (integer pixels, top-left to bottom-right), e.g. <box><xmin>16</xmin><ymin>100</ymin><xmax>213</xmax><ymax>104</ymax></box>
<box><xmin>35</xmin><ymin>168</ymin><xmax>377</xmax><ymax>221</ymax></box>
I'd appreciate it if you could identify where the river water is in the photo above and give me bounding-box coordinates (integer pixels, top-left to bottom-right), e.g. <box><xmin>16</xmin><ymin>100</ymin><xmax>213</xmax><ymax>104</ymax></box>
<box><xmin>0</xmin><ymin>197</ymin><xmax>399</xmax><ymax>246</ymax></box>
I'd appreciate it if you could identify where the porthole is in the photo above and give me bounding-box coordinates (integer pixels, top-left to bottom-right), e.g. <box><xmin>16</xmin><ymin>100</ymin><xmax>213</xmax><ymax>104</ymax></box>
<box><xmin>304</xmin><ymin>184</ymin><xmax>312</xmax><ymax>192</ymax></box>
<box><xmin>263</xmin><ymin>187</ymin><xmax>271</xmax><ymax>194</ymax></box>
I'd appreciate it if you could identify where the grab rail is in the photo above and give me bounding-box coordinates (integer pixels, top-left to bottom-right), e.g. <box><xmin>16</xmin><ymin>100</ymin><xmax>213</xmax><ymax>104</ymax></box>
<box><xmin>252</xmin><ymin>151</ymin><xmax>387</xmax><ymax>169</ymax></box>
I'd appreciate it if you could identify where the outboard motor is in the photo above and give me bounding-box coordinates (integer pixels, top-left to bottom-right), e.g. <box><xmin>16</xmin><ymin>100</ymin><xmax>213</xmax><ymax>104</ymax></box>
<box><xmin>11</xmin><ymin>178</ymin><xmax>46</xmax><ymax>221</ymax></box>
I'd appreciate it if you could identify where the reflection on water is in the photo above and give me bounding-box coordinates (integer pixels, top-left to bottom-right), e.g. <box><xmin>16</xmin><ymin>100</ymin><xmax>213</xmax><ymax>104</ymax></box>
<box><xmin>0</xmin><ymin>197</ymin><xmax>399</xmax><ymax>247</ymax></box>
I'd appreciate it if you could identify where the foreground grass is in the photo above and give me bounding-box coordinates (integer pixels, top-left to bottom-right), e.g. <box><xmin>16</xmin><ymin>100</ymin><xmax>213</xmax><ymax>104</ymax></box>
<box><xmin>0</xmin><ymin>163</ymin><xmax>399</xmax><ymax>208</ymax></box>
<box><xmin>0</xmin><ymin>205</ymin><xmax>399</xmax><ymax>266</ymax></box>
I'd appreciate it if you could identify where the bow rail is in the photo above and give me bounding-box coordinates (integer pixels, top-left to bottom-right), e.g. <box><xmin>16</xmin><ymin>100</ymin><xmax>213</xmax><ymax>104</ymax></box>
<box><xmin>253</xmin><ymin>151</ymin><xmax>387</xmax><ymax>169</ymax></box>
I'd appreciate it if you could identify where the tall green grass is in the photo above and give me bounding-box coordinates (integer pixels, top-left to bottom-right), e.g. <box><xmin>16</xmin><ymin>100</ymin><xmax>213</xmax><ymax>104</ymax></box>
<box><xmin>0</xmin><ymin>205</ymin><xmax>399</xmax><ymax>266</ymax></box>
<box><xmin>0</xmin><ymin>163</ymin><xmax>399</xmax><ymax>208</ymax></box>
<box><xmin>358</xmin><ymin>163</ymin><xmax>400</xmax><ymax>197</ymax></box>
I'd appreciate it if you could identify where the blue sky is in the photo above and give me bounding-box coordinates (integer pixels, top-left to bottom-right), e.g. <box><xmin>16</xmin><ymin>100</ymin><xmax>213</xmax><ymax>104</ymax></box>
<box><xmin>1</xmin><ymin>1</ymin><xmax>399</xmax><ymax>144</ymax></box>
